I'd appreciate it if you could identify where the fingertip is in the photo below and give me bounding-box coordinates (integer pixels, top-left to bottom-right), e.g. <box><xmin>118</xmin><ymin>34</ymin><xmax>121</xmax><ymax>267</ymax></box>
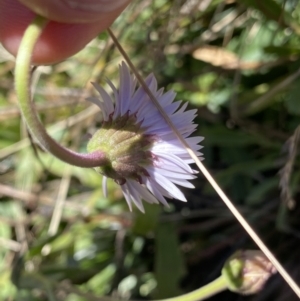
<box><xmin>0</xmin><ymin>0</ymin><xmax>127</xmax><ymax>65</ymax></box>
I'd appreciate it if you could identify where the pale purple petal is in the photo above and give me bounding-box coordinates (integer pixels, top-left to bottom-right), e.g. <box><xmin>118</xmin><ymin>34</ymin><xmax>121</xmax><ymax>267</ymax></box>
<box><xmin>126</xmin><ymin>181</ymin><xmax>145</xmax><ymax>213</ymax></box>
<box><xmin>86</xmin><ymin>96</ymin><xmax>103</xmax><ymax>110</ymax></box>
<box><xmin>122</xmin><ymin>183</ymin><xmax>133</xmax><ymax>212</ymax></box>
<box><xmin>153</xmin><ymin>167</ymin><xmax>196</xmax><ymax>180</ymax></box>
<box><xmin>119</xmin><ymin>63</ymin><xmax>133</xmax><ymax>116</ymax></box>
<box><xmin>147</xmin><ymin>169</ymin><xmax>187</xmax><ymax>202</ymax></box>
<box><xmin>151</xmin><ymin>151</ymin><xmax>194</xmax><ymax>173</ymax></box>
<box><xmin>129</xmin><ymin>181</ymin><xmax>159</xmax><ymax>204</ymax></box>
<box><xmin>144</xmin><ymin>178</ymin><xmax>170</xmax><ymax>206</ymax></box>
<box><xmin>89</xmin><ymin>83</ymin><xmax>114</xmax><ymax>120</ymax></box>
<box><xmin>166</xmin><ymin>178</ymin><xmax>195</xmax><ymax>188</ymax></box>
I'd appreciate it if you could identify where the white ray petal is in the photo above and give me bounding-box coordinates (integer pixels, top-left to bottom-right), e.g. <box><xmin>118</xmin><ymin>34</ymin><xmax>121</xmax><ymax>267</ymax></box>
<box><xmin>145</xmin><ymin>178</ymin><xmax>170</xmax><ymax>206</ymax></box>
<box><xmin>126</xmin><ymin>181</ymin><xmax>145</xmax><ymax>213</ymax></box>
<box><xmin>119</xmin><ymin>63</ymin><xmax>133</xmax><ymax>116</ymax></box>
<box><xmin>148</xmin><ymin>170</ymin><xmax>187</xmax><ymax>202</ymax></box>
<box><xmin>150</xmin><ymin>167</ymin><xmax>196</xmax><ymax>180</ymax></box>
<box><xmin>130</xmin><ymin>181</ymin><xmax>159</xmax><ymax>204</ymax></box>
<box><xmin>152</xmin><ymin>151</ymin><xmax>194</xmax><ymax>173</ymax></box>
<box><xmin>167</xmin><ymin>178</ymin><xmax>195</xmax><ymax>188</ymax></box>
<box><xmin>102</xmin><ymin>176</ymin><xmax>108</xmax><ymax>198</ymax></box>
<box><xmin>122</xmin><ymin>184</ymin><xmax>133</xmax><ymax>212</ymax></box>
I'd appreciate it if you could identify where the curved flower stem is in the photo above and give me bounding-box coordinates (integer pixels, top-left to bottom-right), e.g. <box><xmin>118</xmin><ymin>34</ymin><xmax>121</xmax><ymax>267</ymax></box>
<box><xmin>14</xmin><ymin>16</ymin><xmax>107</xmax><ymax>168</ymax></box>
<box><xmin>158</xmin><ymin>276</ymin><xmax>227</xmax><ymax>301</ymax></box>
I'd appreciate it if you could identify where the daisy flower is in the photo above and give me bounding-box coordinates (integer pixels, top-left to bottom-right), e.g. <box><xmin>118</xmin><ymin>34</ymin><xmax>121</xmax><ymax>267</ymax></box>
<box><xmin>87</xmin><ymin>63</ymin><xmax>203</xmax><ymax>212</ymax></box>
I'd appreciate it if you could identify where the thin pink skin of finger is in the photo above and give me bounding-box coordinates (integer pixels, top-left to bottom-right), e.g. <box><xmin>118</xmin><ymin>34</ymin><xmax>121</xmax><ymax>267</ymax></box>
<box><xmin>0</xmin><ymin>0</ymin><xmax>128</xmax><ymax>65</ymax></box>
<box><xmin>18</xmin><ymin>0</ymin><xmax>130</xmax><ymax>23</ymax></box>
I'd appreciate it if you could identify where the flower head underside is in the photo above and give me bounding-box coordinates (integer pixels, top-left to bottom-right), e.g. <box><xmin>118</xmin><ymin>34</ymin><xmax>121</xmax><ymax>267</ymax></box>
<box><xmin>87</xmin><ymin>63</ymin><xmax>203</xmax><ymax>212</ymax></box>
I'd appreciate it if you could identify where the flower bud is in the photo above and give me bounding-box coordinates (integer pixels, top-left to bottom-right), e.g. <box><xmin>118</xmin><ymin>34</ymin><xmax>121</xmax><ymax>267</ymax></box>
<box><xmin>222</xmin><ymin>250</ymin><xmax>277</xmax><ymax>295</ymax></box>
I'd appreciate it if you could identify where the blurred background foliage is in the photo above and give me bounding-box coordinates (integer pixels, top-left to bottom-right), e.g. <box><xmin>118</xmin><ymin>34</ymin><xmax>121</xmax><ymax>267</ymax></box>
<box><xmin>1</xmin><ymin>0</ymin><xmax>300</xmax><ymax>300</ymax></box>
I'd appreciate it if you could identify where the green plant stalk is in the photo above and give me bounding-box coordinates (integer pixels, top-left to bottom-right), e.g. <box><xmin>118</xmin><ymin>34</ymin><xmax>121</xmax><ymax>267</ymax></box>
<box><xmin>14</xmin><ymin>15</ymin><xmax>107</xmax><ymax>168</ymax></box>
<box><xmin>19</xmin><ymin>270</ymin><xmax>227</xmax><ymax>301</ymax></box>
<box><xmin>159</xmin><ymin>275</ymin><xmax>227</xmax><ymax>301</ymax></box>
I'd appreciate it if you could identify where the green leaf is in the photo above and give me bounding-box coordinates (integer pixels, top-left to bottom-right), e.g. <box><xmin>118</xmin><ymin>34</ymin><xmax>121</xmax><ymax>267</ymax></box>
<box><xmin>153</xmin><ymin>223</ymin><xmax>186</xmax><ymax>298</ymax></box>
<box><xmin>15</xmin><ymin>149</ymin><xmax>43</xmax><ymax>190</ymax></box>
<box><xmin>286</xmin><ymin>78</ymin><xmax>300</xmax><ymax>115</ymax></box>
<box><xmin>246</xmin><ymin>178</ymin><xmax>278</xmax><ymax>205</ymax></box>
<box><xmin>238</xmin><ymin>0</ymin><xmax>285</xmax><ymax>23</ymax></box>
<box><xmin>201</xmin><ymin>126</ymin><xmax>280</xmax><ymax>148</ymax></box>
<box><xmin>132</xmin><ymin>203</ymin><xmax>161</xmax><ymax>236</ymax></box>
<box><xmin>84</xmin><ymin>264</ymin><xmax>116</xmax><ymax>295</ymax></box>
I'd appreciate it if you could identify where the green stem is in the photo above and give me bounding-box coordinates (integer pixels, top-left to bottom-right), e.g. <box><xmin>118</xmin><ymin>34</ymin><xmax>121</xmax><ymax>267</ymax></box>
<box><xmin>159</xmin><ymin>275</ymin><xmax>227</xmax><ymax>301</ymax></box>
<box><xmin>20</xmin><ymin>271</ymin><xmax>227</xmax><ymax>301</ymax></box>
<box><xmin>14</xmin><ymin>16</ymin><xmax>107</xmax><ymax>168</ymax></box>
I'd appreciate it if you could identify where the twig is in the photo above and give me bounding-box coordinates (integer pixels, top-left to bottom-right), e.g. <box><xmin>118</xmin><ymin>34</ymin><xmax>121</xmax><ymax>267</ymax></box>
<box><xmin>0</xmin><ymin>97</ymin><xmax>88</xmax><ymax>121</ymax></box>
<box><xmin>0</xmin><ymin>183</ymin><xmax>87</xmax><ymax>212</ymax></box>
<box><xmin>48</xmin><ymin>166</ymin><xmax>72</xmax><ymax>236</ymax></box>
<box><xmin>243</xmin><ymin>67</ymin><xmax>300</xmax><ymax>116</ymax></box>
<box><xmin>279</xmin><ymin>125</ymin><xmax>300</xmax><ymax>209</ymax></box>
<box><xmin>0</xmin><ymin>237</ymin><xmax>21</xmax><ymax>252</ymax></box>
<box><xmin>11</xmin><ymin>201</ymin><xmax>29</xmax><ymax>255</ymax></box>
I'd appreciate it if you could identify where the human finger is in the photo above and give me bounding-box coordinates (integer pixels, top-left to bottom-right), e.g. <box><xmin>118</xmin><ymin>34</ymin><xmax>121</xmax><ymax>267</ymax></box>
<box><xmin>0</xmin><ymin>0</ymin><xmax>130</xmax><ymax>64</ymax></box>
